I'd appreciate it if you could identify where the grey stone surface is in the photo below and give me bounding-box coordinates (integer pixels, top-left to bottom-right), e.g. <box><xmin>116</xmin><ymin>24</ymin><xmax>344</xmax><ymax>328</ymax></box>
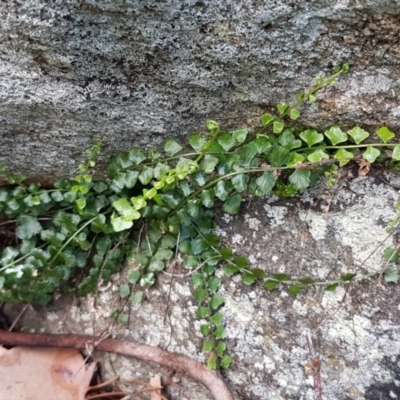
<box><xmin>5</xmin><ymin>172</ymin><xmax>400</xmax><ymax>399</ymax></box>
<box><xmin>0</xmin><ymin>0</ymin><xmax>399</xmax><ymax>182</ymax></box>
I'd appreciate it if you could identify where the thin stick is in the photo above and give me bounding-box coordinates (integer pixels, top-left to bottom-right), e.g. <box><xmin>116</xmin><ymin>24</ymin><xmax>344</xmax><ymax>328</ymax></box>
<box><xmin>0</xmin><ymin>330</ymin><xmax>234</xmax><ymax>400</ymax></box>
<box><xmin>306</xmin><ymin>332</ymin><xmax>322</xmax><ymax>400</ymax></box>
<box><xmin>8</xmin><ymin>304</ymin><xmax>29</xmax><ymax>332</ymax></box>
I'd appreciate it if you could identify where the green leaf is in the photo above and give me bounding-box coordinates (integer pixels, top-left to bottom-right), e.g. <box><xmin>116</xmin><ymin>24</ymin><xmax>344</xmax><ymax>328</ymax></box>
<box><xmin>51</xmin><ymin>191</ymin><xmax>64</xmax><ymax>202</ymax></box>
<box><xmin>210</xmin><ymin>312</ymin><xmax>223</xmax><ymax>325</ymax></box>
<box><xmin>238</xmin><ymin>142</ymin><xmax>257</xmax><ymax>167</ymax></box>
<box><xmin>191</xmin><ymin>237</ymin><xmax>209</xmax><ymax>255</ymax></box>
<box><xmin>201</xmin><ymin>189</ymin><xmax>215</xmax><ymax>208</ymax></box>
<box><xmin>207</xmin><ymin>276</ymin><xmax>221</xmax><ymax>291</ymax></box>
<box><xmin>274</xmin><ymin>273</ymin><xmax>290</xmax><ymax>281</ymax></box>
<box><xmin>24</xmin><ymin>195</ymin><xmax>41</xmax><ymax>206</ymax></box>
<box><xmin>231</xmin><ymin>174</ymin><xmax>249</xmax><ymax>193</ymax></box>
<box><xmin>363</xmin><ymin>146</ymin><xmax>380</xmax><ymax>163</ymax></box>
<box><xmin>206</xmin><ymin>119</ymin><xmax>220</xmax><ymax>133</ymax></box>
<box><xmin>289</xmin><ymin>169</ymin><xmax>310</xmax><ymax>191</ymax></box>
<box><xmin>20</xmin><ymin>238</ymin><xmax>37</xmax><ymax>255</ymax></box>
<box><xmin>273</xmin><ymin>121</ymin><xmax>284</xmax><ymax>134</ymax></box>
<box><xmin>215</xmin><ymin>341</ymin><xmax>226</xmax><ymax>356</ymax></box>
<box><xmin>214</xmin><ymin>325</ymin><xmax>225</xmax><ymax>338</ymax></box>
<box><xmin>234</xmin><ymin>256</ymin><xmax>248</xmax><ymax>269</ymax></box>
<box><xmin>197</xmin><ymin>306</ymin><xmax>209</xmax><ymax>318</ymax></box>
<box><xmin>383</xmin><ymin>247</ymin><xmax>399</xmax><ymax>262</ymax></box>
<box><xmin>241</xmin><ymin>273</ymin><xmax>257</xmax><ymax>285</ymax></box>
<box><xmin>289</xmin><ymin>108</ymin><xmax>300</xmax><ymax>120</ymax></box>
<box><xmin>278</xmin><ymin>130</ymin><xmax>302</xmax><ymax>151</ymax></box>
<box><xmin>128</xmin><ymin>270</ymin><xmax>141</xmax><ymax>284</ymax></box>
<box><xmin>131</xmin><ymin>196</ymin><xmax>147</xmax><ymax>211</ymax></box>
<box><xmin>217</xmin><ymin>133</ymin><xmax>237</xmax><ymax>151</ymax></box>
<box><xmin>111</xmin><ymin>214</ymin><xmax>133</xmax><ymax>232</ymax></box>
<box><xmin>307</xmin><ymin>149</ymin><xmax>329</xmax><ymax>163</ymax></box>
<box><xmin>277</xmin><ymin>102</ymin><xmax>288</xmax><ymax>115</ymax></box>
<box><xmin>191</xmin><ymin>171</ymin><xmax>209</xmax><ymax>186</ymax></box>
<box><xmin>222</xmin><ymin>194</ymin><xmax>242</xmax><ymax>215</ymax></box>
<box><xmin>308</xmin><ymin>94</ymin><xmax>317</xmax><ymax>103</ymax></box>
<box><xmin>210</xmin><ymin>294</ymin><xmax>225</xmax><ymax>309</ymax></box>
<box><xmin>251</xmin><ymin>268</ymin><xmax>267</xmax><ymax>278</ymax></box>
<box><xmin>268</xmin><ymin>145</ymin><xmax>290</xmax><ymax>167</ymax></box>
<box><xmin>148</xmin><ymin>259</ymin><xmax>165</xmax><ymax>272</ymax></box>
<box><xmin>223</xmin><ymin>264</ymin><xmax>239</xmax><ymax>275</ymax></box>
<box><xmin>75</xmin><ymin>197</ymin><xmax>86</xmax><ymax>210</ymax></box>
<box><xmin>195</xmin><ymin>288</ymin><xmax>207</xmax><ymax>301</ymax></box>
<box><xmin>191</xmin><ymin>273</ymin><xmax>205</xmax><ymax>288</ymax></box>
<box><xmin>254</xmin><ymin>135</ymin><xmax>273</xmax><ymax>154</ymax></box>
<box><xmin>123</xmin><ymin>170</ymin><xmax>139</xmax><ymax>189</ymax></box>
<box><xmin>188</xmin><ymin>133</ymin><xmax>207</xmax><ymax>152</ymax></box>
<box><xmin>260</xmin><ymin>113</ymin><xmax>274</xmax><ymax>127</ymax></box>
<box><xmin>325</xmin><ymin>283</ymin><xmax>338</xmax><ymax>292</ymax></box>
<box><xmin>164</xmin><ymin>139</ymin><xmax>183</xmax><ymax>156</ymax></box>
<box><xmin>288</xmin><ymin>284</ymin><xmax>303</xmax><ymax>295</ymax></box>
<box><xmin>201</xmin><ymin>154</ymin><xmax>219</xmax><ymax>173</ymax></box>
<box><xmin>376</xmin><ymin>126</ymin><xmax>395</xmax><ymax>143</ymax></box>
<box><xmin>178</xmin><ymin>180</ymin><xmax>194</xmax><ymax>197</ymax></box>
<box><xmin>1</xmin><ymin>247</ymin><xmax>19</xmax><ymax>266</ymax></box>
<box><xmin>186</xmin><ymin>199</ymin><xmax>200</xmax><ymax>218</ymax></box>
<box><xmin>384</xmin><ymin>267</ymin><xmax>399</xmax><ymax>283</ymax></box>
<box><xmin>16</xmin><ymin>215</ymin><xmax>42</xmax><ymax>239</ymax></box>
<box><xmin>220</xmin><ymin>248</ymin><xmax>233</xmax><ymax>260</ymax></box>
<box><xmin>154</xmin><ymin>248</ymin><xmax>173</xmax><ymax>261</ymax></box>
<box><xmin>138</xmin><ymin>166</ymin><xmax>154</xmax><ymax>185</ymax></box>
<box><xmin>139</xmin><ymin>272</ymin><xmax>155</xmax><ymax>287</ymax></box>
<box><xmin>207</xmin><ymin>357</ymin><xmax>217</xmax><ymax>370</ymax></box>
<box><xmin>215</xmin><ymin>181</ymin><xmax>230</xmax><ymax>201</ymax></box>
<box><xmin>299</xmin><ymin>277</ymin><xmax>315</xmax><ymax>285</ymax></box>
<box><xmin>112</xmin><ymin>198</ymin><xmax>140</xmax><ymax>220</ymax></box>
<box><xmin>334</xmin><ymin>148</ymin><xmax>354</xmax><ymax>166</ymax></box>
<box><xmin>119</xmin><ymin>283</ymin><xmax>130</xmax><ymax>298</ymax></box>
<box><xmin>255</xmin><ymin>171</ymin><xmax>277</xmax><ymax>197</ymax></box>
<box><xmin>220</xmin><ymin>355</ymin><xmax>232</xmax><ymax>369</ymax></box>
<box><xmin>200</xmin><ymin>324</ymin><xmax>211</xmax><ymax>336</ymax></box>
<box><xmin>299</xmin><ymin>129</ymin><xmax>324</xmax><ymax>147</ymax></box>
<box><xmin>348</xmin><ymin>126</ymin><xmax>369</xmax><ymax>144</ymax></box>
<box><xmin>392</xmin><ymin>146</ymin><xmax>400</xmax><ymax>161</ymax></box>
<box><xmin>130</xmin><ymin>291</ymin><xmax>144</xmax><ymax>304</ymax></box>
<box><xmin>324</xmin><ymin>126</ymin><xmax>348</xmax><ymax>145</ymax></box>
<box><xmin>340</xmin><ymin>273</ymin><xmax>356</xmax><ymax>282</ymax></box>
<box><xmin>264</xmin><ymin>280</ymin><xmax>279</xmax><ymax>291</ymax></box>
<box><xmin>232</xmin><ymin>129</ymin><xmax>248</xmax><ymax>143</ymax></box>
<box><xmin>129</xmin><ymin>147</ymin><xmax>147</xmax><ymax>165</ymax></box>
<box><xmin>41</xmin><ymin>230</ymin><xmax>65</xmax><ymax>247</ymax></box>
<box><xmin>53</xmin><ymin>212</ymin><xmax>80</xmax><ymax>235</ymax></box>
<box><xmin>287</xmin><ymin>152</ymin><xmax>305</xmax><ymax>167</ymax></box>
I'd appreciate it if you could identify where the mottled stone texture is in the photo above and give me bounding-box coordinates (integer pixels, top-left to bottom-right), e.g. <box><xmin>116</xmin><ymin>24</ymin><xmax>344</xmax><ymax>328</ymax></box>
<box><xmin>0</xmin><ymin>0</ymin><xmax>399</xmax><ymax>182</ymax></box>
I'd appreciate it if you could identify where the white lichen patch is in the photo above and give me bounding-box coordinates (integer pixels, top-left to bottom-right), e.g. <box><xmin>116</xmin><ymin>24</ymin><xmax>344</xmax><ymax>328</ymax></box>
<box><xmin>244</xmin><ymin>214</ymin><xmax>262</xmax><ymax>231</ymax></box>
<box><xmin>263</xmin><ymin>204</ymin><xmax>288</xmax><ymax>227</ymax></box>
<box><xmin>300</xmin><ymin>182</ymin><xmax>397</xmax><ymax>272</ymax></box>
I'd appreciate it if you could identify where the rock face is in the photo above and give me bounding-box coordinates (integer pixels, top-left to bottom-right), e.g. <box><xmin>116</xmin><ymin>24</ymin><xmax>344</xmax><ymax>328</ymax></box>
<box><xmin>5</xmin><ymin>171</ymin><xmax>400</xmax><ymax>400</ymax></box>
<box><xmin>0</xmin><ymin>0</ymin><xmax>399</xmax><ymax>182</ymax></box>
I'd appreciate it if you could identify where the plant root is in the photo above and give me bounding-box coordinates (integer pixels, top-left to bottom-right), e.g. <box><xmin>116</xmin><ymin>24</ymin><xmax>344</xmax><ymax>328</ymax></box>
<box><xmin>0</xmin><ymin>329</ymin><xmax>234</xmax><ymax>400</ymax></box>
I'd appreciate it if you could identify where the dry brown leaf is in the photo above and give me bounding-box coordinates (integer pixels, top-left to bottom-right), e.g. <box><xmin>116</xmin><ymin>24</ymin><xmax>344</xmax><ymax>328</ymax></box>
<box><xmin>0</xmin><ymin>346</ymin><xmax>95</xmax><ymax>400</ymax></box>
<box><xmin>357</xmin><ymin>159</ymin><xmax>371</xmax><ymax>176</ymax></box>
<box><xmin>149</xmin><ymin>375</ymin><xmax>162</xmax><ymax>400</ymax></box>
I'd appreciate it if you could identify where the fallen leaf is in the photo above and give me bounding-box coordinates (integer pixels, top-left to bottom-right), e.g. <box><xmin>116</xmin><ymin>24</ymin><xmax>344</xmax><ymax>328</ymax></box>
<box><xmin>357</xmin><ymin>159</ymin><xmax>371</xmax><ymax>176</ymax></box>
<box><xmin>0</xmin><ymin>346</ymin><xmax>95</xmax><ymax>400</ymax></box>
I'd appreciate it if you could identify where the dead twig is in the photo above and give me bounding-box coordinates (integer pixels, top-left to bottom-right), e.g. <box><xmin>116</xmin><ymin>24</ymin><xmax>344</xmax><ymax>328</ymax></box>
<box><xmin>0</xmin><ymin>330</ymin><xmax>234</xmax><ymax>400</ymax></box>
<box><xmin>306</xmin><ymin>332</ymin><xmax>322</xmax><ymax>400</ymax></box>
